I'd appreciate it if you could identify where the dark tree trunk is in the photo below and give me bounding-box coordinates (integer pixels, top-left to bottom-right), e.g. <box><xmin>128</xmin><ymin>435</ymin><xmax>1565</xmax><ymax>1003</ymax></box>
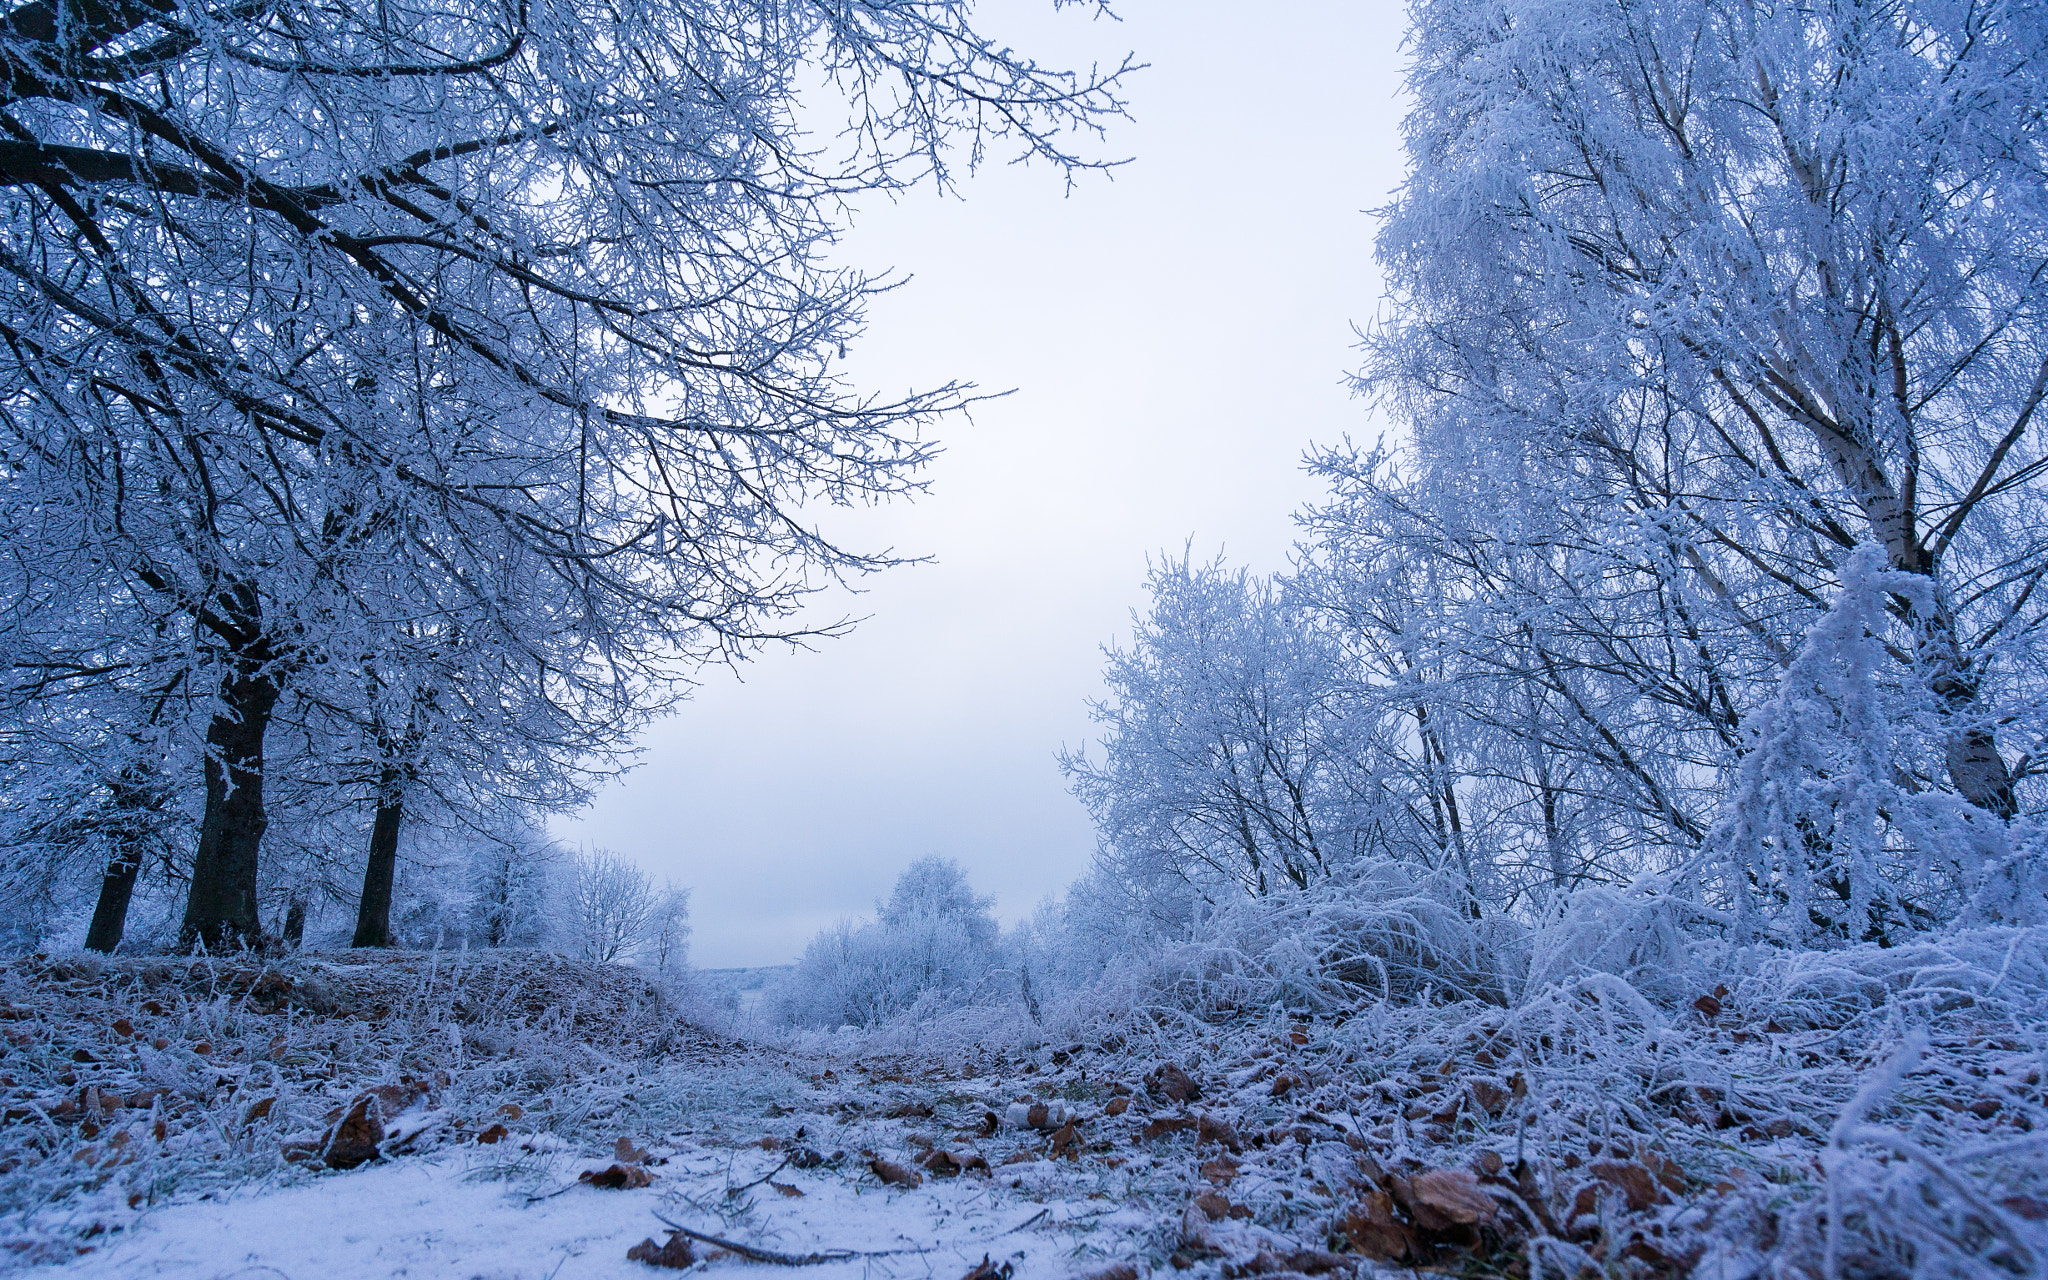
<box><xmin>283</xmin><ymin>896</ymin><xmax>306</xmax><ymax>948</ymax></box>
<box><xmin>82</xmin><ymin>765</ymin><xmax>161</xmax><ymax>953</ymax></box>
<box><xmin>83</xmin><ymin>849</ymin><xmax>140</xmax><ymax>953</ymax></box>
<box><xmin>351</xmin><ymin>765</ymin><xmax>405</xmax><ymax>948</ymax></box>
<box><xmin>181</xmin><ymin>657</ymin><xmax>280</xmax><ymax>950</ymax></box>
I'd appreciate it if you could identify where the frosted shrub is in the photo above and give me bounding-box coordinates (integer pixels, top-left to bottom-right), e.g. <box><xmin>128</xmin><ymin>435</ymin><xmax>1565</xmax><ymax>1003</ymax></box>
<box><xmin>1026</xmin><ymin>862</ymin><xmax>1508</xmax><ymax>1044</ymax></box>
<box><xmin>1522</xmin><ymin>874</ymin><xmax>1721</xmax><ymax>1006</ymax></box>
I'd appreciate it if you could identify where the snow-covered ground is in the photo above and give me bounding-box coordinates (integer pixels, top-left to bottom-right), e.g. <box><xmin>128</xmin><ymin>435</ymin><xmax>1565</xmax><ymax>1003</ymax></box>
<box><xmin>48</xmin><ymin>1129</ymin><xmax>1147</xmax><ymax>1280</ymax></box>
<box><xmin>10</xmin><ymin>937</ymin><xmax>2048</xmax><ymax>1279</ymax></box>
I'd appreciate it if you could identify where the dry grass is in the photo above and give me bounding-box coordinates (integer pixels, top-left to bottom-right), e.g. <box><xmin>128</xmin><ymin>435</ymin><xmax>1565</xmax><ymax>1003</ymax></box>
<box><xmin>0</xmin><ymin>948</ymin><xmax>733</xmax><ymax>1265</ymax></box>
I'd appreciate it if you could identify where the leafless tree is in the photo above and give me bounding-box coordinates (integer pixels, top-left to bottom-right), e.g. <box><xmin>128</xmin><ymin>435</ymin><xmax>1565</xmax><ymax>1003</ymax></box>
<box><xmin>567</xmin><ymin>847</ymin><xmax>654</xmax><ymax>965</ymax></box>
<box><xmin>0</xmin><ymin>0</ymin><xmax>1130</xmax><ymax>947</ymax></box>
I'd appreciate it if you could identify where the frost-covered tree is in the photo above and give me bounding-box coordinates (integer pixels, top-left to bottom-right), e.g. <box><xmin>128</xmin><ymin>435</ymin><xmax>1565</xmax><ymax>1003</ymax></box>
<box><xmin>1700</xmin><ymin>546</ymin><xmax>2031</xmax><ymax>943</ymax></box>
<box><xmin>640</xmin><ymin>883</ymin><xmax>692</xmax><ymax>977</ymax></box>
<box><xmin>566</xmin><ymin>847</ymin><xmax>655</xmax><ymax>964</ymax></box>
<box><xmin>1062</xmin><ymin>555</ymin><xmax>1375</xmax><ymax>912</ymax></box>
<box><xmin>1302</xmin><ymin>448</ymin><xmax>1746</xmax><ymax>895</ymax></box>
<box><xmin>467</xmin><ymin>822</ymin><xmax>566</xmax><ymax>949</ymax></box>
<box><xmin>0</xmin><ymin>0</ymin><xmax>1130</xmax><ymax>947</ymax></box>
<box><xmin>1368</xmin><ymin>0</ymin><xmax>2048</xmax><ymax>840</ymax></box>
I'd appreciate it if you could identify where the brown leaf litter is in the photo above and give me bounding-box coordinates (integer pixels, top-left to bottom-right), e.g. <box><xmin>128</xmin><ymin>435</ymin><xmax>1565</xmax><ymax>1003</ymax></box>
<box><xmin>580</xmin><ymin>1163</ymin><xmax>654</xmax><ymax>1189</ymax></box>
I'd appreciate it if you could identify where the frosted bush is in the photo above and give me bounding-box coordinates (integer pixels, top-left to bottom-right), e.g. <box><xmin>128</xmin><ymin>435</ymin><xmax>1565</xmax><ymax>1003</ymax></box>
<box><xmin>771</xmin><ymin>857</ymin><xmax>1008</xmax><ymax>1030</ymax></box>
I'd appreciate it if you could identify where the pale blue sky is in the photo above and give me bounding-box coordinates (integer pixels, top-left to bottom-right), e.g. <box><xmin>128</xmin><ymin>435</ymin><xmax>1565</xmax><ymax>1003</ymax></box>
<box><xmin>557</xmin><ymin>0</ymin><xmax>1411</xmax><ymax>967</ymax></box>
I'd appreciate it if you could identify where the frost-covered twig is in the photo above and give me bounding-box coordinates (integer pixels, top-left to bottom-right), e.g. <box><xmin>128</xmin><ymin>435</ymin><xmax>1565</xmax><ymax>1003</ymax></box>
<box><xmin>651</xmin><ymin>1215</ymin><xmax>930</xmax><ymax>1265</ymax></box>
<box><xmin>724</xmin><ymin>1155</ymin><xmax>792</xmax><ymax>1198</ymax></box>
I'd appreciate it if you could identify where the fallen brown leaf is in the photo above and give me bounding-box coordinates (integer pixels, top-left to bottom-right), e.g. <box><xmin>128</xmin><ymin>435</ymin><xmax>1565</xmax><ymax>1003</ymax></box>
<box><xmin>320</xmin><ymin>1093</ymin><xmax>383</xmax><ymax>1170</ymax></box>
<box><xmin>1197</xmin><ymin>1114</ymin><xmax>1239</xmax><ymax>1149</ymax></box>
<box><xmin>1467</xmin><ymin>1080</ymin><xmax>1508</xmax><ymax>1116</ymax></box>
<box><xmin>615</xmin><ymin>1136</ymin><xmax>650</xmax><ymax>1164</ymax></box>
<box><xmin>1141</xmin><ymin>1116</ymin><xmax>1196</xmax><ymax>1142</ymax></box>
<box><xmin>1336</xmin><ymin>1190</ymin><xmax>1416</xmax><ymax>1263</ymax></box>
<box><xmin>1571</xmin><ymin>1161</ymin><xmax>1665</xmax><ymax>1215</ymax></box>
<box><xmin>922</xmin><ymin>1149</ymin><xmax>991</xmax><ymax>1176</ymax></box>
<box><xmin>1391</xmin><ymin>1168</ymin><xmax>1495</xmax><ymax>1231</ymax></box>
<box><xmin>1201</xmin><ymin>1155</ymin><xmax>1240</xmax><ymax>1186</ymax></box>
<box><xmin>580</xmin><ymin>1162</ymin><xmax>653</xmax><ymax>1189</ymax></box>
<box><xmin>476</xmin><ymin>1123</ymin><xmax>509</xmax><ymax>1144</ymax></box>
<box><xmin>627</xmin><ymin>1234</ymin><xmax>696</xmax><ymax>1269</ymax></box>
<box><xmin>1103</xmin><ymin>1096</ymin><xmax>1130</xmax><ymax>1117</ymax></box>
<box><xmin>1051</xmin><ymin>1120</ymin><xmax>1083</xmax><ymax>1160</ymax></box>
<box><xmin>770</xmin><ymin>1181</ymin><xmax>805</xmax><ymax>1198</ymax></box>
<box><xmin>1147</xmin><ymin>1063</ymin><xmax>1201</xmax><ymax>1103</ymax></box>
<box><xmin>1193</xmin><ymin>1189</ymin><xmax>1250</xmax><ymax>1221</ymax></box>
<box><xmin>870</xmin><ymin>1157</ymin><xmax>923</xmax><ymax>1188</ymax></box>
<box><xmin>959</xmin><ymin>1255</ymin><xmax>1014</xmax><ymax>1280</ymax></box>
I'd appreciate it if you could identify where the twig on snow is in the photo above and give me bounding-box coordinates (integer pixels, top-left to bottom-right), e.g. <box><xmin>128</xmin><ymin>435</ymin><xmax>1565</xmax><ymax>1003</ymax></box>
<box><xmin>524</xmin><ymin>1183</ymin><xmax>578</xmax><ymax>1204</ymax></box>
<box><xmin>724</xmin><ymin>1155</ymin><xmax>792</xmax><ymax>1198</ymax></box>
<box><xmin>652</xmin><ymin>1214</ymin><xmax>931</xmax><ymax>1266</ymax></box>
<box><xmin>996</xmin><ymin>1208</ymin><xmax>1049</xmax><ymax>1236</ymax></box>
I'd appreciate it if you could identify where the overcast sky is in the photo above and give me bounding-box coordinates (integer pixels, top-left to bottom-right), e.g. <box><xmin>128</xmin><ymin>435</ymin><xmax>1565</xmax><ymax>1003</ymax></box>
<box><xmin>555</xmin><ymin>0</ymin><xmax>1412</xmax><ymax>968</ymax></box>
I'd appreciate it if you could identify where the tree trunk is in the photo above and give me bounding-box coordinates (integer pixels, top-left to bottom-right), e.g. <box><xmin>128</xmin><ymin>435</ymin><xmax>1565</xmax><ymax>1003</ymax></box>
<box><xmin>351</xmin><ymin>765</ymin><xmax>405</xmax><ymax>948</ymax></box>
<box><xmin>83</xmin><ymin>765</ymin><xmax>161</xmax><ymax>953</ymax></box>
<box><xmin>283</xmin><ymin>895</ymin><xmax>306</xmax><ymax>948</ymax></box>
<box><xmin>1913</xmin><ymin>600</ymin><xmax>2019</xmax><ymax>820</ymax></box>
<box><xmin>1945</xmin><ymin>724</ymin><xmax>2018</xmax><ymax>819</ymax></box>
<box><xmin>83</xmin><ymin>848</ymin><xmax>140</xmax><ymax>953</ymax></box>
<box><xmin>180</xmin><ymin>660</ymin><xmax>280</xmax><ymax>950</ymax></box>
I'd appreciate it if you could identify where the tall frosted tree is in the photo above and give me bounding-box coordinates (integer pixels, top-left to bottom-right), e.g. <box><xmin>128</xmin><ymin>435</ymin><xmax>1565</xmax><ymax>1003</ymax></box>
<box><xmin>1062</xmin><ymin>556</ymin><xmax>1379</xmax><ymax>910</ymax></box>
<box><xmin>1361</xmin><ymin>0</ymin><xmax>2048</xmax><ymax>891</ymax></box>
<box><xmin>0</xmin><ymin>0</ymin><xmax>1130</xmax><ymax>946</ymax></box>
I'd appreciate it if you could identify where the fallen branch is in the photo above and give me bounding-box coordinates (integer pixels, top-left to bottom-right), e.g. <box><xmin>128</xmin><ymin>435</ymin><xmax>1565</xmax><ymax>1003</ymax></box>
<box><xmin>651</xmin><ymin>1214</ymin><xmax>928</xmax><ymax>1266</ymax></box>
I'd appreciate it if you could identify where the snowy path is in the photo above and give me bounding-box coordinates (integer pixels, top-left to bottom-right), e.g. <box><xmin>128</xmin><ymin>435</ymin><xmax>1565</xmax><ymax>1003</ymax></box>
<box><xmin>45</xmin><ymin>1134</ymin><xmax>1146</xmax><ymax>1280</ymax></box>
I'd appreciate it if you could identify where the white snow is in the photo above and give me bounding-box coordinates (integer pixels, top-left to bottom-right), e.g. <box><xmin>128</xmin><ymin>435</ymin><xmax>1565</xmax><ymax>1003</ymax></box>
<box><xmin>50</xmin><ymin>1141</ymin><xmax>1144</xmax><ymax>1280</ymax></box>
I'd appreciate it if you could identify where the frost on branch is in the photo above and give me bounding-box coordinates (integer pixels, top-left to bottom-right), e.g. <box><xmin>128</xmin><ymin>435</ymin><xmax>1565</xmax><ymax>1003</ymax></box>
<box><xmin>1703</xmin><ymin>546</ymin><xmax>2020</xmax><ymax>948</ymax></box>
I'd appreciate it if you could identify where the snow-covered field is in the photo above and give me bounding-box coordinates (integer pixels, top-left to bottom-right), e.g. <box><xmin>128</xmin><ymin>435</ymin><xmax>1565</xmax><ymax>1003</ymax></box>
<box><xmin>44</xmin><ymin>1113</ymin><xmax>1152</xmax><ymax>1280</ymax></box>
<box><xmin>0</xmin><ymin>950</ymin><xmax>1336</xmax><ymax>1279</ymax></box>
<box><xmin>7</xmin><ymin>935</ymin><xmax>2048</xmax><ymax>1280</ymax></box>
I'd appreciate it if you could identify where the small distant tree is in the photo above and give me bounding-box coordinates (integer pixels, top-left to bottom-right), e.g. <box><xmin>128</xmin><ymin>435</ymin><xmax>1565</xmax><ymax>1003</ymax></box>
<box><xmin>567</xmin><ymin>848</ymin><xmax>655</xmax><ymax>964</ymax></box>
<box><xmin>641</xmin><ymin>884</ymin><xmax>693</xmax><ymax>977</ymax></box>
